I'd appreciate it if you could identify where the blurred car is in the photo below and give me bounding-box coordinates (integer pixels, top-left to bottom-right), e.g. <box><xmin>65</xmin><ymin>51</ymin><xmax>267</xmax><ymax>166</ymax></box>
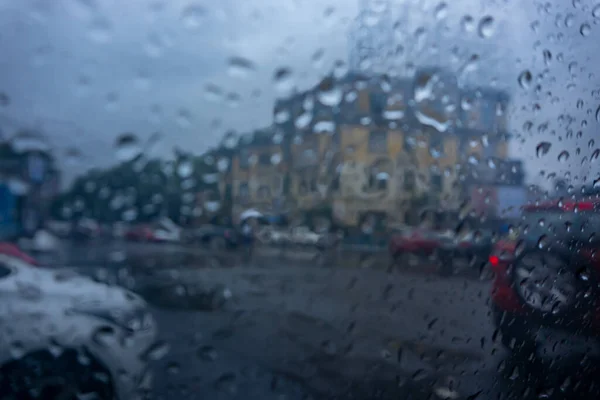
<box><xmin>0</xmin><ymin>242</ymin><xmax>38</xmax><ymax>265</ymax></box>
<box><xmin>256</xmin><ymin>226</ymin><xmax>289</xmax><ymax>245</ymax></box>
<box><xmin>389</xmin><ymin>227</ymin><xmax>495</xmax><ymax>275</ymax></box>
<box><xmin>152</xmin><ymin>218</ymin><xmax>181</xmax><ymax>243</ymax></box>
<box><xmin>389</xmin><ymin>227</ymin><xmax>451</xmax><ymax>258</ymax></box>
<box><xmin>489</xmin><ymin>199</ymin><xmax>600</xmax><ymax>360</ymax></box>
<box><xmin>46</xmin><ymin>220</ymin><xmax>71</xmax><ymax>238</ymax></box>
<box><xmin>184</xmin><ymin>224</ymin><xmax>238</xmax><ymax>249</ymax></box>
<box><xmin>0</xmin><ymin>251</ymin><xmax>157</xmax><ymax>399</ymax></box>
<box><xmin>71</xmin><ymin>218</ymin><xmax>101</xmax><ymax>241</ymax></box>
<box><xmin>125</xmin><ymin>224</ymin><xmax>155</xmax><ymax>242</ymax></box>
<box><xmin>289</xmin><ymin>226</ymin><xmax>324</xmax><ymax>246</ymax></box>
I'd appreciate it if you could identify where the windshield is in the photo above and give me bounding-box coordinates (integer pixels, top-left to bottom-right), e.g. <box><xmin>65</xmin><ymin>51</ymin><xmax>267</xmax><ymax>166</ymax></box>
<box><xmin>1</xmin><ymin>0</ymin><xmax>599</xmax><ymax>399</ymax></box>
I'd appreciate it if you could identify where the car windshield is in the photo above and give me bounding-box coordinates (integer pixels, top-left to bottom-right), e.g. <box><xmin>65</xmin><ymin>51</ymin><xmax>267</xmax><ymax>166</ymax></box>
<box><xmin>1</xmin><ymin>0</ymin><xmax>599</xmax><ymax>399</ymax></box>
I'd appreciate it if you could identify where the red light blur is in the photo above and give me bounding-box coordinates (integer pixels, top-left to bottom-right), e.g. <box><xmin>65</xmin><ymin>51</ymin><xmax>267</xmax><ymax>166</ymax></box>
<box><xmin>489</xmin><ymin>255</ymin><xmax>499</xmax><ymax>266</ymax></box>
<box><xmin>562</xmin><ymin>201</ymin><xmax>595</xmax><ymax>212</ymax></box>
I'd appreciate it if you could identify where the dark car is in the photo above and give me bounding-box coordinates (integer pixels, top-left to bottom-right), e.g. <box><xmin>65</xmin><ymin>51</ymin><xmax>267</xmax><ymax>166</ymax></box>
<box><xmin>489</xmin><ymin>199</ymin><xmax>600</xmax><ymax>361</ymax></box>
<box><xmin>184</xmin><ymin>224</ymin><xmax>238</xmax><ymax>250</ymax></box>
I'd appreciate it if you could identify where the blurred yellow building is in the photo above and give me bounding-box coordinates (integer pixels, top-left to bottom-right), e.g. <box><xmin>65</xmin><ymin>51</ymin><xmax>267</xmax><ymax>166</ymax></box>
<box><xmin>230</xmin><ymin>68</ymin><xmax>513</xmax><ymax>228</ymax></box>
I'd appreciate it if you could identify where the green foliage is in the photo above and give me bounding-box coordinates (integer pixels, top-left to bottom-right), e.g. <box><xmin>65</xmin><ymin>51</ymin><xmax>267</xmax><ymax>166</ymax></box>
<box><xmin>51</xmin><ymin>152</ymin><xmax>221</xmax><ymax>225</ymax></box>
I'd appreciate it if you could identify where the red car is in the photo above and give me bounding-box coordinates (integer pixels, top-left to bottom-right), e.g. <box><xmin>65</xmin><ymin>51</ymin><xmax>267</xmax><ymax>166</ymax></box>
<box><xmin>489</xmin><ymin>199</ymin><xmax>600</xmax><ymax>359</ymax></box>
<box><xmin>388</xmin><ymin>228</ymin><xmax>457</xmax><ymax>274</ymax></box>
<box><xmin>124</xmin><ymin>225</ymin><xmax>156</xmax><ymax>242</ymax></box>
<box><xmin>0</xmin><ymin>243</ymin><xmax>38</xmax><ymax>265</ymax></box>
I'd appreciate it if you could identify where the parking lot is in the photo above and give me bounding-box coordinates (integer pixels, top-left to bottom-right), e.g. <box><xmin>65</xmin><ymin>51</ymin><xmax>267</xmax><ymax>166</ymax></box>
<box><xmin>24</xmin><ymin>239</ymin><xmax>599</xmax><ymax>399</ymax></box>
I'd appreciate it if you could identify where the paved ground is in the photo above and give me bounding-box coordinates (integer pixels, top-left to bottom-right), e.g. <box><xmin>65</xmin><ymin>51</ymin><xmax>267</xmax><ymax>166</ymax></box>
<box><xmin>31</xmin><ymin>240</ymin><xmax>600</xmax><ymax>399</ymax></box>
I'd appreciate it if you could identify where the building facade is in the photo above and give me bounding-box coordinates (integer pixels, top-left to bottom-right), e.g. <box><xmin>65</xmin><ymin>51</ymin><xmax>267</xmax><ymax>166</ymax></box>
<box><xmin>230</xmin><ymin>68</ymin><xmax>515</xmax><ymax>228</ymax></box>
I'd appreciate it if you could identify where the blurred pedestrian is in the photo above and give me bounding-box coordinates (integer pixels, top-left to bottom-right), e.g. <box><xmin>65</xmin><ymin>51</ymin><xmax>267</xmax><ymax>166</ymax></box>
<box><xmin>241</xmin><ymin>218</ymin><xmax>255</xmax><ymax>263</ymax></box>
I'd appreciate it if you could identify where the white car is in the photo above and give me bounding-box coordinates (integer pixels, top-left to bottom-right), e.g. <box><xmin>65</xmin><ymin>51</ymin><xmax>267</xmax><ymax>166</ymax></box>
<box><xmin>153</xmin><ymin>218</ymin><xmax>182</xmax><ymax>243</ymax></box>
<box><xmin>0</xmin><ymin>253</ymin><xmax>158</xmax><ymax>400</ymax></box>
<box><xmin>289</xmin><ymin>226</ymin><xmax>323</xmax><ymax>246</ymax></box>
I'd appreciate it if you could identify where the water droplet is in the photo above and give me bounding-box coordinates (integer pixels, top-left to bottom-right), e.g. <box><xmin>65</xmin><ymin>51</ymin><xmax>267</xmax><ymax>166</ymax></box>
<box><xmin>10</xmin><ymin>341</ymin><xmax>25</xmax><ymax>359</ymax></box>
<box><xmin>538</xmin><ymin>235</ymin><xmax>548</xmax><ymax>249</ymax></box>
<box><xmin>88</xmin><ymin>17</ymin><xmax>112</xmax><ymax>43</ymax></box>
<box><xmin>272</xmin><ymin>132</ymin><xmax>283</xmax><ymax>144</ymax></box>
<box><xmin>543</xmin><ymin>49</ymin><xmax>552</xmax><ymax>65</ymax></box>
<box><xmin>214</xmin><ymin>372</ymin><xmax>237</xmax><ymax>394</ymax></box>
<box><xmin>114</xmin><ymin>133</ymin><xmax>141</xmax><ymax>162</ymax></box>
<box><xmin>317</xmin><ymin>85</ymin><xmax>342</xmax><ymax>107</ymax></box>
<box><xmin>65</xmin><ymin>147</ymin><xmax>83</xmax><ymax>165</ymax></box>
<box><xmin>227</xmin><ymin>57</ymin><xmax>255</xmax><ymax>78</ymax></box>
<box><xmin>558</xmin><ymin>150</ymin><xmax>570</xmax><ymax>162</ymax></box>
<box><xmin>181</xmin><ymin>4</ymin><xmax>206</xmax><ymax>29</ymax></box>
<box><xmin>145</xmin><ymin>32</ymin><xmax>166</xmax><ymax>57</ymax></box>
<box><xmin>204</xmin><ymin>84</ymin><xmax>223</xmax><ymax>102</ymax></box>
<box><xmin>434</xmin><ymin>2</ymin><xmax>448</xmax><ymax>20</ymax></box>
<box><xmin>177</xmin><ymin>160</ymin><xmax>193</xmax><ymax>178</ymax></box>
<box><xmin>478</xmin><ymin>16</ymin><xmax>494</xmax><ymax>38</ymax></box>
<box><xmin>461</xmin><ymin>15</ymin><xmax>475</xmax><ymax>32</ymax></box>
<box><xmin>591</xmin><ymin>148</ymin><xmax>600</xmax><ymax>161</ymax></box>
<box><xmin>176</xmin><ymin>108</ymin><xmax>192</xmax><ymax>127</ymax></box>
<box><xmin>0</xmin><ymin>92</ymin><xmax>9</xmax><ymax>107</ymax></box>
<box><xmin>581</xmin><ymin>23</ymin><xmax>591</xmax><ymax>37</ymax></box>
<box><xmin>565</xmin><ymin>13</ymin><xmax>575</xmax><ymax>28</ymax></box>
<box><xmin>217</xmin><ymin>158</ymin><xmax>229</xmax><ymax>172</ymax></box>
<box><xmin>142</xmin><ymin>340</ymin><xmax>171</xmax><ymax>361</ymax></box>
<box><xmin>197</xmin><ymin>345</ymin><xmax>218</xmax><ymax>361</ymax></box>
<box><xmin>273</xmin><ymin>67</ymin><xmax>293</xmax><ymax>94</ymax></box>
<box><xmin>593</xmin><ymin>4</ymin><xmax>600</xmax><ymax>19</ymax></box>
<box><xmin>295</xmin><ymin>112</ymin><xmax>312</xmax><ymax>129</ymax></box>
<box><xmin>595</xmin><ymin>105</ymin><xmax>600</xmax><ymax>123</ymax></box>
<box><xmin>311</xmin><ymin>48</ymin><xmax>324</xmax><ymax>68</ymax></box>
<box><xmin>518</xmin><ymin>70</ymin><xmax>532</xmax><ymax>89</ymax></box>
<box><xmin>536</xmin><ymin>142</ymin><xmax>551</xmax><ymax>158</ymax></box>
<box><xmin>271</xmin><ymin>153</ymin><xmax>282</xmax><ymax>165</ymax></box>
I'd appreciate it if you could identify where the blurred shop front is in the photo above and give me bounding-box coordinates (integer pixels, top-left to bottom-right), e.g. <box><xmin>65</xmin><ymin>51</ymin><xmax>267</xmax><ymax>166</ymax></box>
<box><xmin>0</xmin><ymin>142</ymin><xmax>59</xmax><ymax>239</ymax></box>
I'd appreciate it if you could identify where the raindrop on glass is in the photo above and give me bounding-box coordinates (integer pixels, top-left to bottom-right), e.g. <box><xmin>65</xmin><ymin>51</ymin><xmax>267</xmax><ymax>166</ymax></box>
<box><xmin>114</xmin><ymin>133</ymin><xmax>141</xmax><ymax>162</ymax></box>
<box><xmin>0</xmin><ymin>92</ymin><xmax>9</xmax><ymax>107</ymax></box>
<box><xmin>217</xmin><ymin>158</ymin><xmax>229</xmax><ymax>172</ymax></box>
<box><xmin>460</xmin><ymin>15</ymin><xmax>474</xmax><ymax>32</ymax></box>
<box><xmin>434</xmin><ymin>3</ymin><xmax>448</xmax><ymax>20</ymax></box>
<box><xmin>271</xmin><ymin>153</ymin><xmax>282</xmax><ymax>165</ymax></box>
<box><xmin>518</xmin><ymin>70</ymin><xmax>532</xmax><ymax>89</ymax></box>
<box><xmin>558</xmin><ymin>150</ymin><xmax>570</xmax><ymax>162</ymax></box>
<box><xmin>273</xmin><ymin>67</ymin><xmax>293</xmax><ymax>94</ymax></box>
<box><xmin>181</xmin><ymin>4</ymin><xmax>206</xmax><ymax>29</ymax></box>
<box><xmin>581</xmin><ymin>23</ymin><xmax>591</xmax><ymax>37</ymax></box>
<box><xmin>227</xmin><ymin>57</ymin><xmax>255</xmax><ymax>78</ymax></box>
<box><xmin>478</xmin><ymin>16</ymin><xmax>494</xmax><ymax>38</ymax></box>
<box><xmin>177</xmin><ymin>160</ymin><xmax>193</xmax><ymax>178</ymax></box>
<box><xmin>536</xmin><ymin>142</ymin><xmax>551</xmax><ymax>158</ymax></box>
<box><xmin>142</xmin><ymin>341</ymin><xmax>171</xmax><ymax>361</ymax></box>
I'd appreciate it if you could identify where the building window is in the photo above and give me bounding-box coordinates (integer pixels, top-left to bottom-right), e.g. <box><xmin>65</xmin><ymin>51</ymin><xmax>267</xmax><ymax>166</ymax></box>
<box><xmin>404</xmin><ymin>170</ymin><xmax>415</xmax><ymax>191</ymax></box>
<box><xmin>404</xmin><ymin>135</ymin><xmax>416</xmax><ymax>151</ymax></box>
<box><xmin>369</xmin><ymin>92</ymin><xmax>387</xmax><ymax>115</ymax></box>
<box><xmin>431</xmin><ymin>173</ymin><xmax>443</xmax><ymax>191</ymax></box>
<box><xmin>258</xmin><ymin>153</ymin><xmax>271</xmax><ymax>166</ymax></box>
<box><xmin>239</xmin><ymin>150</ymin><xmax>250</xmax><ymax>169</ymax></box>
<box><xmin>257</xmin><ymin>185</ymin><xmax>270</xmax><ymax>199</ymax></box>
<box><xmin>369</xmin><ymin>130</ymin><xmax>387</xmax><ymax>153</ymax></box>
<box><xmin>239</xmin><ymin>182</ymin><xmax>249</xmax><ymax>199</ymax></box>
<box><xmin>299</xmin><ymin>180</ymin><xmax>308</xmax><ymax>195</ymax></box>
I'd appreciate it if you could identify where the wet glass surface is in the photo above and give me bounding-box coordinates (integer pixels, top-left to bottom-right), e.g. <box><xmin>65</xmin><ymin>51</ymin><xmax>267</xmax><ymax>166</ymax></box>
<box><xmin>0</xmin><ymin>0</ymin><xmax>600</xmax><ymax>399</ymax></box>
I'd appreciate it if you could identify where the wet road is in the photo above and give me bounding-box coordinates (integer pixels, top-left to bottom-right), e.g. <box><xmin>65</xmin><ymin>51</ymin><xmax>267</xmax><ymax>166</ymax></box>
<box><xmin>34</xmin><ymin>240</ymin><xmax>600</xmax><ymax>399</ymax></box>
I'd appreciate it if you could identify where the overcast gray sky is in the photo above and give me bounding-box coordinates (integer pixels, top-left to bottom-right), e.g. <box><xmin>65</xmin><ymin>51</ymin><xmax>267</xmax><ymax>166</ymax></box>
<box><xmin>0</xmin><ymin>0</ymin><xmax>598</xmax><ymax>189</ymax></box>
